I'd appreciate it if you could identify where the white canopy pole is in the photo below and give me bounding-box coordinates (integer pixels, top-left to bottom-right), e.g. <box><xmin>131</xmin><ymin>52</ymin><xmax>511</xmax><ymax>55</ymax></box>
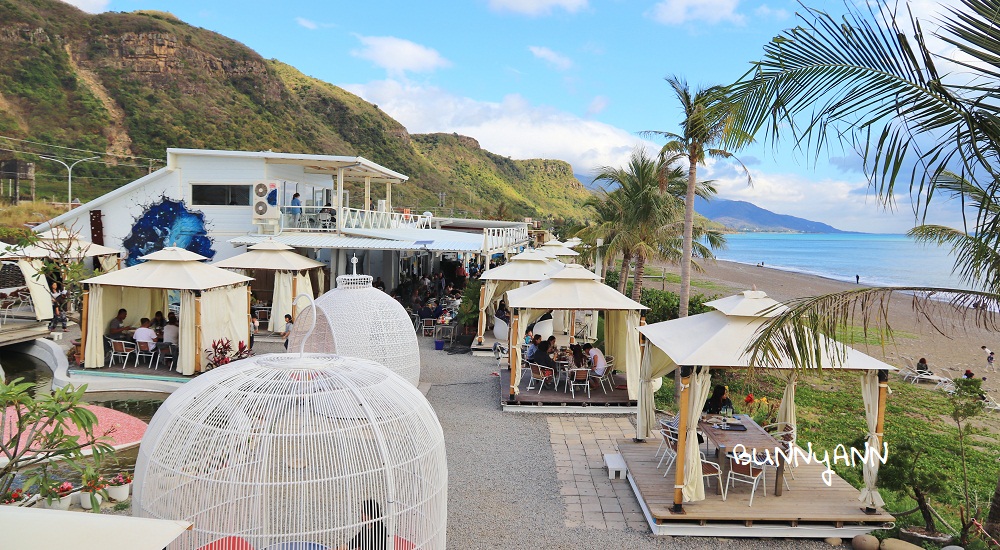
<box><xmin>858</xmin><ymin>370</ymin><xmax>886</xmax><ymax>509</ymax></box>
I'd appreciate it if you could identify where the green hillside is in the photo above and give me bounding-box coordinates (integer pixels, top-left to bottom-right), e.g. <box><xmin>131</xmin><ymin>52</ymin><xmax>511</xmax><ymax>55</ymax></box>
<box><xmin>0</xmin><ymin>0</ymin><xmax>593</xmax><ymax>220</ymax></box>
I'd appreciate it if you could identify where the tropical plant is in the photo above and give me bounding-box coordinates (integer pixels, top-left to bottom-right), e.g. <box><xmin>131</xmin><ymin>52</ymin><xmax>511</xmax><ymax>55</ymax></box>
<box><xmin>0</xmin><ymin>379</ymin><xmax>114</xmax><ymax>499</ymax></box>
<box><xmin>1</xmin><ymin>487</ymin><xmax>29</xmax><ymax>505</ymax></box>
<box><xmin>727</xmin><ymin>0</ymin><xmax>1000</xmax><ymax>540</ymax></box>
<box><xmin>204</xmin><ymin>338</ymin><xmax>253</xmax><ymax>370</ymax></box>
<box><xmin>106</xmin><ymin>472</ymin><xmax>133</xmax><ymax>487</ymax></box>
<box><xmin>456</xmin><ymin>279</ymin><xmax>481</xmax><ymax>329</ymax></box>
<box><xmin>78</xmin><ymin>465</ymin><xmax>107</xmax><ymax>512</ymax></box>
<box><xmin>643</xmin><ymin>76</ymin><xmax>748</xmax><ymax>318</ymax></box>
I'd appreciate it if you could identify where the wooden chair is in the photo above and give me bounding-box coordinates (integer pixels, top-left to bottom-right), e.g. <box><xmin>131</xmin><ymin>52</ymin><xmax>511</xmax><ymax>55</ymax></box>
<box><xmin>109</xmin><ymin>340</ymin><xmax>137</xmax><ymax>367</ymax></box>
<box><xmin>526</xmin><ymin>363</ymin><xmax>554</xmax><ymax>393</ymax></box>
<box><xmin>590</xmin><ymin>364</ymin><xmax>615</xmax><ymax>394</ymax></box>
<box><xmin>421</xmin><ymin>318</ymin><xmax>435</xmax><ymax>337</ymax></box>
<box><xmin>726</xmin><ymin>454</ymin><xmax>767</xmax><ymax>506</ymax></box>
<box><xmin>134</xmin><ymin>341</ymin><xmax>159</xmax><ymax>369</ymax></box>
<box><xmin>567</xmin><ymin>368</ymin><xmax>591</xmax><ymax>398</ymax></box>
<box><xmin>701</xmin><ymin>453</ymin><xmax>724</xmax><ymax>495</ymax></box>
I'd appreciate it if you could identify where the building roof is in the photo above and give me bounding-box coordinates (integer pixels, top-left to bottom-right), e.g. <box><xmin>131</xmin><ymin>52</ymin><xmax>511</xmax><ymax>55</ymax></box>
<box><xmin>83</xmin><ymin>247</ymin><xmax>252</xmax><ymax>290</ymax></box>
<box><xmin>230</xmin><ymin>233</ymin><xmax>482</xmax><ymax>253</ymax></box>
<box><xmin>166</xmin><ymin>149</ymin><xmax>408</xmax><ymax>184</ymax></box>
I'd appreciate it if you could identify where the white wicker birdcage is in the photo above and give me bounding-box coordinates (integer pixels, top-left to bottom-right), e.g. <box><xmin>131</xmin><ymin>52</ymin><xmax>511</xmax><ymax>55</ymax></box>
<box><xmin>288</xmin><ymin>271</ymin><xmax>421</xmax><ymax>385</ymax></box>
<box><xmin>132</xmin><ymin>353</ymin><xmax>448</xmax><ymax>550</ymax></box>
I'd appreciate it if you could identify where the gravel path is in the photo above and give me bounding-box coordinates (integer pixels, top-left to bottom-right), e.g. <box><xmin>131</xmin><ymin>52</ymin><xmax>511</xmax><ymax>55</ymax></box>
<box><xmin>414</xmin><ymin>338</ymin><xmax>833</xmax><ymax>550</ymax></box>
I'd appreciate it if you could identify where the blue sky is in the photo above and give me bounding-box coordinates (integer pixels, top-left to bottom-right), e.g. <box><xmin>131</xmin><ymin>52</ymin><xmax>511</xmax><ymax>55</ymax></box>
<box><xmin>65</xmin><ymin>0</ymin><xmax>965</xmax><ymax>233</ymax></box>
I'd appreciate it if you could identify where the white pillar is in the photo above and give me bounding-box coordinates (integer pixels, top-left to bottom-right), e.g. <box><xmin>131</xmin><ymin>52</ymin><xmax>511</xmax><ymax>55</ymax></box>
<box><xmin>386</xmin><ymin>182</ymin><xmax>392</xmax><ymax>211</ymax></box>
<box><xmin>336</xmin><ymin>168</ymin><xmax>344</xmax><ymax>232</ymax></box>
<box><xmin>595</xmin><ymin>238</ymin><xmax>604</xmax><ymax>279</ymax></box>
<box><xmin>364</xmin><ymin>176</ymin><xmax>371</xmax><ymax>210</ymax></box>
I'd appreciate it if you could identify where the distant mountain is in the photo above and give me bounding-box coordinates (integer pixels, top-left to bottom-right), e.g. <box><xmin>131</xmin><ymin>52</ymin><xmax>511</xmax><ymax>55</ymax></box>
<box><xmin>695</xmin><ymin>197</ymin><xmax>849</xmax><ymax>233</ymax></box>
<box><xmin>575</xmin><ymin>173</ymin><xmax>604</xmax><ymax>191</ymax></box>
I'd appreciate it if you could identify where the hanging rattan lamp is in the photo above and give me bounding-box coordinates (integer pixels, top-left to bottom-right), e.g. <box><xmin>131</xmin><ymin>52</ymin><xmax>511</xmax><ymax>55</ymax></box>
<box><xmin>288</xmin><ymin>260</ymin><xmax>420</xmax><ymax>386</ymax></box>
<box><xmin>132</xmin><ymin>353</ymin><xmax>448</xmax><ymax>550</ymax></box>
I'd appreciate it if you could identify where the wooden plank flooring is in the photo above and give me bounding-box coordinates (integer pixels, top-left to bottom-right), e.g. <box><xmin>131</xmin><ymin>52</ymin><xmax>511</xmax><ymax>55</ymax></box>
<box><xmin>619</xmin><ymin>439</ymin><xmax>894</xmax><ymax>525</ymax></box>
<box><xmin>500</xmin><ymin>369</ymin><xmax>635</xmax><ymax>407</ymax></box>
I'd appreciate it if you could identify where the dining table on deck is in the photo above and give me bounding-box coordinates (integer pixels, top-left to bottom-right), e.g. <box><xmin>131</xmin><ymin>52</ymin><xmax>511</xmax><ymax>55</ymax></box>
<box><xmin>697</xmin><ymin>414</ymin><xmax>787</xmax><ymax>496</ymax></box>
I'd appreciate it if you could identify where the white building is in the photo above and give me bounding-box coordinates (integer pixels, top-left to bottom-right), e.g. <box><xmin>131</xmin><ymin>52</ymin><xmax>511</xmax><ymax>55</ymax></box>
<box><xmin>37</xmin><ymin>148</ymin><xmax>529</xmax><ymax>290</ymax></box>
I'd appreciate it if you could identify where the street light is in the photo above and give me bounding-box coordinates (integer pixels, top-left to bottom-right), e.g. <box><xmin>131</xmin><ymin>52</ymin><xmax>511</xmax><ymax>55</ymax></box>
<box><xmin>39</xmin><ymin>155</ymin><xmax>99</xmax><ymax>206</ymax></box>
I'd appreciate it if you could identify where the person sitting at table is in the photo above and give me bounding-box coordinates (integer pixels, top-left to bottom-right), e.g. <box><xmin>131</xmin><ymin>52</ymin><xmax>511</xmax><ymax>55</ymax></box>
<box><xmin>432</xmin><ymin>300</ymin><xmax>445</xmax><ymax>318</ymax></box>
<box><xmin>160</xmin><ymin>317</ymin><xmax>179</xmax><ymax>361</ymax></box>
<box><xmin>523</xmin><ymin>328</ymin><xmax>533</xmax><ymax>346</ymax></box>
<box><xmin>418</xmin><ymin>302</ymin><xmax>435</xmax><ymax>320</ymax></box>
<box><xmin>107</xmin><ymin>308</ymin><xmax>133</xmax><ymax>338</ymax></box>
<box><xmin>530</xmin><ymin>340</ymin><xmax>560</xmax><ymax>386</ymax></box>
<box><xmin>546</xmin><ymin>336</ymin><xmax>557</xmax><ymax>356</ymax></box>
<box><xmin>582</xmin><ymin>343</ymin><xmax>607</xmax><ymax>376</ymax></box>
<box><xmin>151</xmin><ymin>311</ymin><xmax>166</xmax><ymax>330</ymax></box>
<box><xmin>703</xmin><ymin>384</ymin><xmax>734</xmax><ymax>415</ymax></box>
<box><xmin>133</xmin><ymin>318</ymin><xmax>158</xmax><ymax>349</ymax></box>
<box><xmin>495</xmin><ymin>302</ymin><xmax>510</xmax><ymax>323</ymax></box>
<box><xmin>570</xmin><ymin>344</ymin><xmax>588</xmax><ymax>369</ymax></box>
<box><xmin>526</xmin><ymin>334</ymin><xmax>542</xmax><ymax>359</ymax></box>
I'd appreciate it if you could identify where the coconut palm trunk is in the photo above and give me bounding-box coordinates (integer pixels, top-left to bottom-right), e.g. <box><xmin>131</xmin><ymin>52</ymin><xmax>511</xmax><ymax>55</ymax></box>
<box><xmin>618</xmin><ymin>253</ymin><xmax>632</xmax><ymax>295</ymax></box>
<box><xmin>631</xmin><ymin>253</ymin><xmax>646</xmax><ymax>302</ymax></box>
<box><xmin>679</xmin><ymin>158</ymin><xmax>697</xmax><ymax>317</ymax></box>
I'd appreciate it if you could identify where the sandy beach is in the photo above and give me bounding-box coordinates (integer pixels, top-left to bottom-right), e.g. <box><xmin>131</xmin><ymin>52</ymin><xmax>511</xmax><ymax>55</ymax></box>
<box><xmin>648</xmin><ymin>258</ymin><xmax>1000</xmax><ymax>396</ymax></box>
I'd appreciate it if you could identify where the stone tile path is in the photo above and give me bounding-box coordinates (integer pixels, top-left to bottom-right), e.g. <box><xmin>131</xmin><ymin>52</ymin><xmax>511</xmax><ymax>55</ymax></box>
<box><xmin>548</xmin><ymin>416</ymin><xmax>649</xmax><ymax>532</ymax></box>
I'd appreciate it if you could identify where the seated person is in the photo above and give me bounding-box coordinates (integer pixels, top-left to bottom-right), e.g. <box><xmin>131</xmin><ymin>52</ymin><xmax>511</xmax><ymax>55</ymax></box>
<box><xmin>418</xmin><ymin>303</ymin><xmax>435</xmax><ymax>320</ymax></box>
<box><xmin>582</xmin><ymin>343</ymin><xmax>607</xmax><ymax>376</ymax></box>
<box><xmin>530</xmin><ymin>340</ymin><xmax>560</xmax><ymax>373</ymax></box>
<box><xmin>107</xmin><ymin>308</ymin><xmax>134</xmax><ymax>339</ymax></box>
<box><xmin>336</xmin><ymin>500</ymin><xmax>386</xmax><ymax>550</ymax></box>
<box><xmin>964</xmin><ymin>369</ymin><xmax>976</xmax><ymax>379</ymax></box>
<box><xmin>431</xmin><ymin>301</ymin><xmax>444</xmax><ymax>318</ymax></box>
<box><xmin>916</xmin><ymin>357</ymin><xmax>932</xmax><ymax>375</ymax></box>
<box><xmin>523</xmin><ymin>329</ymin><xmax>533</xmax><ymax>346</ymax></box>
<box><xmin>151</xmin><ymin>311</ymin><xmax>166</xmax><ymax>330</ymax></box>
<box><xmin>546</xmin><ymin>336</ymin><xmax>557</xmax><ymax>355</ymax></box>
<box><xmin>495</xmin><ymin>306</ymin><xmax>510</xmax><ymax>324</ymax></box>
<box><xmin>132</xmin><ymin>318</ymin><xmax>158</xmax><ymax>348</ymax></box>
<box><xmin>703</xmin><ymin>384</ymin><xmax>734</xmax><ymax>415</ymax></box>
<box><xmin>526</xmin><ymin>334</ymin><xmax>542</xmax><ymax>360</ymax></box>
<box><xmin>160</xmin><ymin>318</ymin><xmax>179</xmax><ymax>359</ymax></box>
<box><xmin>570</xmin><ymin>344</ymin><xmax>588</xmax><ymax>369</ymax></box>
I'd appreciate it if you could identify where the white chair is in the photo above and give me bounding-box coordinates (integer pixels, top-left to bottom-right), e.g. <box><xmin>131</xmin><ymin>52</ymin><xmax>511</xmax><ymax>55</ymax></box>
<box><xmin>492</xmin><ymin>317</ymin><xmax>509</xmax><ymax>342</ymax></box>
<box><xmin>134</xmin><ymin>340</ymin><xmax>159</xmax><ymax>369</ymax></box>
<box><xmin>567</xmin><ymin>368</ymin><xmax>591</xmax><ymax>398</ymax></box>
<box><xmin>421</xmin><ymin>318</ymin><xmax>435</xmax><ymax>337</ymax></box>
<box><xmin>590</xmin><ymin>364</ymin><xmax>614</xmax><ymax>394</ymax></box>
<box><xmin>533</xmin><ymin>319</ymin><xmax>554</xmax><ymax>340</ymax></box>
<box><xmin>109</xmin><ymin>340</ymin><xmax>137</xmax><ymax>367</ymax></box>
<box><xmin>984</xmin><ymin>394</ymin><xmax>1000</xmax><ymax>413</ymax></box>
<box><xmin>317</xmin><ymin>212</ymin><xmax>333</xmax><ymax>229</ymax></box>
<box><xmin>764</xmin><ymin>422</ymin><xmax>797</xmax><ymax>487</ymax></box>
<box><xmin>701</xmin><ymin>453</ymin><xmax>724</xmax><ymax>495</ymax></box>
<box><xmin>657</xmin><ymin>429</ymin><xmax>678</xmax><ymax>475</ymax></box>
<box><xmin>726</xmin><ymin>454</ymin><xmax>767</xmax><ymax>506</ymax></box>
<box><xmin>526</xmin><ymin>363</ymin><xmax>554</xmax><ymax>393</ymax></box>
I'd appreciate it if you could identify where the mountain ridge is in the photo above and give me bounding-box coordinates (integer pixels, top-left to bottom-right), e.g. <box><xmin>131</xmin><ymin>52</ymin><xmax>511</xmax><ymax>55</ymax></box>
<box><xmin>0</xmin><ymin>0</ymin><xmax>592</xmax><ymax>222</ymax></box>
<box><xmin>695</xmin><ymin>196</ymin><xmax>850</xmax><ymax>233</ymax></box>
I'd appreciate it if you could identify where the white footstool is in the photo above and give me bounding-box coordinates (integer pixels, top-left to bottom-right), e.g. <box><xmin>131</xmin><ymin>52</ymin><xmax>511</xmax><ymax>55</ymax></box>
<box><xmin>604</xmin><ymin>453</ymin><xmax>627</xmax><ymax>479</ymax></box>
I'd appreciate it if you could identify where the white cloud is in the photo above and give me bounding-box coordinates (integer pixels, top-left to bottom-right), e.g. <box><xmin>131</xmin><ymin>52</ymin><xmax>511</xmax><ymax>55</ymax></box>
<box><xmin>489</xmin><ymin>0</ymin><xmax>588</xmax><ymax>16</ymax></box>
<box><xmin>295</xmin><ymin>17</ymin><xmax>318</xmax><ymax>30</ymax></box>
<box><xmin>350</xmin><ymin>36</ymin><xmax>451</xmax><ymax>76</ymax></box>
<box><xmin>528</xmin><ymin>46</ymin><xmax>573</xmax><ymax>71</ymax></box>
<box><xmin>648</xmin><ymin>0</ymin><xmax>744</xmax><ymax>25</ymax></box>
<box><xmin>754</xmin><ymin>4</ymin><xmax>789</xmax><ymax>21</ymax></box>
<box><xmin>586</xmin><ymin>96</ymin><xmax>609</xmax><ymax>116</ymax></box>
<box><xmin>60</xmin><ymin>0</ymin><xmax>109</xmax><ymax>13</ymax></box>
<box><xmin>342</xmin><ymin>79</ymin><xmax>656</xmax><ymax>174</ymax></box>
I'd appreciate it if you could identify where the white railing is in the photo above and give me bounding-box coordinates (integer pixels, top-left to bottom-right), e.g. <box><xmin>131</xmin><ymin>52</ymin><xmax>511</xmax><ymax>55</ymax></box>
<box><xmin>483</xmin><ymin>226</ymin><xmax>529</xmax><ymax>254</ymax></box>
<box><xmin>339</xmin><ymin>207</ymin><xmax>432</xmax><ymax>230</ymax></box>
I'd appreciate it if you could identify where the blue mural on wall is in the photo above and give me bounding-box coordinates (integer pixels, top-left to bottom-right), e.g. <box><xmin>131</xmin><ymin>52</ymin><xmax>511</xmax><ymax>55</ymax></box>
<box><xmin>122</xmin><ymin>197</ymin><xmax>215</xmax><ymax>266</ymax></box>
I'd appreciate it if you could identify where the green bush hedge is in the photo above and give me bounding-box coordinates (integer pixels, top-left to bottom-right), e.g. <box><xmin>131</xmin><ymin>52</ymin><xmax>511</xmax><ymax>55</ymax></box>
<box><xmin>604</xmin><ymin>270</ymin><xmax>715</xmax><ymax>324</ymax></box>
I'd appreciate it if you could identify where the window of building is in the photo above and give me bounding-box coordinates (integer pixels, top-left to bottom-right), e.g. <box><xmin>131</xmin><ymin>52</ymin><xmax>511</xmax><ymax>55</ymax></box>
<box><xmin>191</xmin><ymin>184</ymin><xmax>251</xmax><ymax>206</ymax></box>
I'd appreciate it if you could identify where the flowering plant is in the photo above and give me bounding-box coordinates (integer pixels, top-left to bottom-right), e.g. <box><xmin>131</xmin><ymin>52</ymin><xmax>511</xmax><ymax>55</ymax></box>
<box><xmin>106</xmin><ymin>472</ymin><xmax>133</xmax><ymax>487</ymax></box>
<box><xmin>38</xmin><ymin>480</ymin><xmax>75</xmax><ymax>498</ymax></box>
<box><xmin>205</xmin><ymin>338</ymin><xmax>253</xmax><ymax>370</ymax></box>
<box><xmin>81</xmin><ymin>470</ymin><xmax>106</xmax><ymax>492</ymax></box>
<box><xmin>1</xmin><ymin>488</ymin><xmax>28</xmax><ymax>504</ymax></box>
<box><xmin>744</xmin><ymin>393</ymin><xmax>754</xmax><ymax>404</ymax></box>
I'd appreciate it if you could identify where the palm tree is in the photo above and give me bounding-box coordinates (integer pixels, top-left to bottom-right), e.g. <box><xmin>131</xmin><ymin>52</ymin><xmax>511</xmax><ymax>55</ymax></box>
<box><xmin>644</xmin><ymin>76</ymin><xmax>749</xmax><ymax>318</ymax></box>
<box><xmin>728</xmin><ymin>0</ymin><xmax>1000</xmax><ymax>541</ymax></box>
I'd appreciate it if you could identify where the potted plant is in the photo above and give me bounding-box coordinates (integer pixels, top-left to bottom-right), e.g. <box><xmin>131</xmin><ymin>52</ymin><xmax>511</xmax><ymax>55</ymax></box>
<box><xmin>39</xmin><ymin>481</ymin><xmax>75</xmax><ymax>510</ymax></box>
<box><xmin>105</xmin><ymin>472</ymin><xmax>133</xmax><ymax>501</ymax></box>
<box><xmin>1</xmin><ymin>487</ymin><xmax>29</xmax><ymax>506</ymax></box>
<box><xmin>204</xmin><ymin>338</ymin><xmax>254</xmax><ymax>370</ymax></box>
<box><xmin>79</xmin><ymin>468</ymin><xmax>106</xmax><ymax>511</ymax></box>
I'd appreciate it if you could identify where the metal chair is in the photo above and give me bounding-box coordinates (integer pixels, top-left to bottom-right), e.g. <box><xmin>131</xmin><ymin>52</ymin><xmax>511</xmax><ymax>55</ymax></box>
<box><xmin>590</xmin><ymin>364</ymin><xmax>615</xmax><ymax>394</ymax></box>
<box><xmin>701</xmin><ymin>452</ymin><xmax>724</xmax><ymax>495</ymax></box>
<box><xmin>764</xmin><ymin>422</ymin><xmax>797</xmax><ymax>487</ymax></box>
<box><xmin>726</xmin><ymin>454</ymin><xmax>767</xmax><ymax>506</ymax></box>
<box><xmin>317</xmin><ymin>212</ymin><xmax>333</xmax><ymax>230</ymax></box>
<box><xmin>421</xmin><ymin>318</ymin><xmax>435</xmax><ymax>337</ymax></box>
<box><xmin>109</xmin><ymin>340</ymin><xmax>137</xmax><ymax>367</ymax></box>
<box><xmin>567</xmin><ymin>368</ymin><xmax>591</xmax><ymax>398</ymax></box>
<box><xmin>526</xmin><ymin>363</ymin><xmax>554</xmax><ymax>393</ymax></box>
<box><xmin>657</xmin><ymin>428</ymin><xmax>678</xmax><ymax>474</ymax></box>
<box><xmin>134</xmin><ymin>340</ymin><xmax>159</xmax><ymax>369</ymax></box>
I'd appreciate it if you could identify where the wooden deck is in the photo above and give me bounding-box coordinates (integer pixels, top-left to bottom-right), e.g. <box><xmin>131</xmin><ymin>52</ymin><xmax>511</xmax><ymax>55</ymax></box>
<box><xmin>499</xmin><ymin>368</ymin><xmax>635</xmax><ymax>413</ymax></box>
<box><xmin>618</xmin><ymin>439</ymin><xmax>894</xmax><ymax>538</ymax></box>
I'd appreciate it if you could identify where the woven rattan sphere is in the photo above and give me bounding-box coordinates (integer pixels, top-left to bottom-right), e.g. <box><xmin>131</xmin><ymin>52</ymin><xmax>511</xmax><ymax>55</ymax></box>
<box><xmin>288</xmin><ymin>274</ymin><xmax>420</xmax><ymax>385</ymax></box>
<box><xmin>133</xmin><ymin>353</ymin><xmax>447</xmax><ymax>550</ymax></box>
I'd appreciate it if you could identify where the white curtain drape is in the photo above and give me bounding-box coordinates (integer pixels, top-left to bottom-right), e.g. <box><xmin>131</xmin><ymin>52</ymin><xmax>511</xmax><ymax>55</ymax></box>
<box><xmin>858</xmin><ymin>370</ymin><xmax>885</xmax><ymax>508</ymax></box>
<box><xmin>269</xmin><ymin>271</ymin><xmax>294</xmax><ymax>332</ymax></box>
<box><xmin>83</xmin><ymin>285</ymin><xmax>104</xmax><ymax>368</ymax></box>
<box><xmin>477</xmin><ymin>280</ymin><xmax>499</xmax><ymax>343</ymax></box>
<box><xmin>316</xmin><ymin>268</ymin><xmax>326</xmax><ymax>295</ymax></box>
<box><xmin>98</xmin><ymin>255</ymin><xmax>119</xmax><ymax>272</ymax></box>
<box><xmin>294</xmin><ymin>271</ymin><xmax>314</xmax><ymax>304</ymax></box>
<box><xmin>178</xmin><ymin>291</ymin><xmax>197</xmax><ymax>375</ymax></box>
<box><xmin>510</xmin><ymin>308</ymin><xmax>545</xmax><ymax>394</ymax></box>
<box><xmin>682</xmin><ymin>367</ymin><xmax>713</xmax><ymax>502</ymax></box>
<box><xmin>200</xmin><ymin>286</ymin><xmax>250</xmax><ymax>361</ymax></box>
<box><xmin>18</xmin><ymin>260</ymin><xmax>52</xmax><ymax>320</ymax></box>
<box><xmin>636</xmin><ymin>342</ymin><xmax>676</xmax><ymax>440</ymax></box>
<box><xmin>777</xmin><ymin>370</ymin><xmax>798</xmax><ymax>427</ymax></box>
<box><xmin>606</xmin><ymin>310</ymin><xmax>642</xmax><ymax>400</ymax></box>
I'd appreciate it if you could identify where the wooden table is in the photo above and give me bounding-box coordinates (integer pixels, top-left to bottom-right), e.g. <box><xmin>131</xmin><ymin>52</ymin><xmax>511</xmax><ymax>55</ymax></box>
<box><xmin>698</xmin><ymin>414</ymin><xmax>786</xmax><ymax>496</ymax></box>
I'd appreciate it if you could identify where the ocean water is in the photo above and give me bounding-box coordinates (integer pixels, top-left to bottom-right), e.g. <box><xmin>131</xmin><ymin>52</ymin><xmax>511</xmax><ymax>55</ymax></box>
<box><xmin>716</xmin><ymin>233</ymin><xmax>973</xmax><ymax>290</ymax></box>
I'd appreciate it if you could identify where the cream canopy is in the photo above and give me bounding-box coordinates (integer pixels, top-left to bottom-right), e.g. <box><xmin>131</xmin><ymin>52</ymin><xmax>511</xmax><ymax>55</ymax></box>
<box><xmin>563</xmin><ymin>237</ymin><xmax>582</xmax><ymax>248</ymax></box>
<box><xmin>81</xmin><ymin>247</ymin><xmax>253</xmax><ymax>375</ymax></box>
<box><xmin>475</xmin><ymin>255</ymin><xmax>564</xmax><ymax>344</ymax></box>
<box><xmin>510</xmin><ymin>249</ymin><xmax>556</xmax><ymax>261</ymax></box>
<box><xmin>0</xmin><ymin>506</ymin><xmax>191</xmax><ymax>550</ymax></box>
<box><xmin>214</xmin><ymin>239</ymin><xmax>324</xmax><ymax>332</ymax></box>
<box><xmin>539</xmin><ymin>240</ymin><xmax>579</xmax><ymax>258</ymax></box>
<box><xmin>636</xmin><ymin>290</ymin><xmax>894</xmax><ymax>512</ymax></box>
<box><xmin>505</xmin><ymin>264</ymin><xmax>647</xmax><ymax>399</ymax></box>
<box><xmin>0</xmin><ymin>228</ymin><xmax>121</xmax><ymax>261</ymax></box>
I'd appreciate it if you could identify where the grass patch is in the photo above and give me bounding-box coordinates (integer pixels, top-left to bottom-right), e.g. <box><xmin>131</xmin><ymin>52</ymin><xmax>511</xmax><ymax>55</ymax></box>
<box><xmin>836</xmin><ymin>324</ymin><xmax>917</xmax><ymax>346</ymax></box>
<box><xmin>0</xmin><ymin>201</ymin><xmax>69</xmax><ymax>235</ymax></box>
<box><xmin>652</xmin><ymin>368</ymin><xmax>1000</xmax><ymax>542</ymax></box>
<box><xmin>641</xmin><ymin>264</ymin><xmax>731</xmax><ymax>292</ymax></box>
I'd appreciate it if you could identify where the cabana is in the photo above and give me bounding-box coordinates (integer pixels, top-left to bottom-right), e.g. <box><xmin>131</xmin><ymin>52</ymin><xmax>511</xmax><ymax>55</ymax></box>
<box><xmin>214</xmin><ymin>240</ymin><xmax>325</xmax><ymax>332</ymax></box>
<box><xmin>0</xmin><ymin>228</ymin><xmax>121</xmax><ymax>321</ymax></box>
<box><xmin>475</xmin><ymin>251</ymin><xmax>563</xmax><ymax>345</ymax></box>
<box><xmin>505</xmin><ymin>264</ymin><xmax>647</xmax><ymax>401</ymax></box>
<box><xmin>629</xmin><ymin>290</ymin><xmax>895</xmax><ymax>536</ymax></box>
<box><xmin>81</xmin><ymin>247</ymin><xmax>252</xmax><ymax>375</ymax></box>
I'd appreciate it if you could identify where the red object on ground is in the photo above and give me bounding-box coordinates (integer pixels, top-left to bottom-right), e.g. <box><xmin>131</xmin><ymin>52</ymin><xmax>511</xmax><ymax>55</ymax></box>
<box><xmin>394</xmin><ymin>536</ymin><xmax>416</xmax><ymax>550</ymax></box>
<box><xmin>2</xmin><ymin>404</ymin><xmax>148</xmax><ymax>452</ymax></box>
<box><xmin>199</xmin><ymin>537</ymin><xmax>255</xmax><ymax>550</ymax></box>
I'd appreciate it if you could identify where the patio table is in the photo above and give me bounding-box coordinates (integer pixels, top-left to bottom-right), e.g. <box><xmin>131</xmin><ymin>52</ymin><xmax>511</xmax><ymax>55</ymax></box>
<box><xmin>698</xmin><ymin>414</ymin><xmax>787</xmax><ymax>496</ymax></box>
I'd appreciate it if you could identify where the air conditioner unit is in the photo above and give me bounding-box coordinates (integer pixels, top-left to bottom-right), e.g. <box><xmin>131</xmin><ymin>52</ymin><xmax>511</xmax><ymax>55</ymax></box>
<box><xmin>252</xmin><ymin>181</ymin><xmax>280</xmax><ymax>221</ymax></box>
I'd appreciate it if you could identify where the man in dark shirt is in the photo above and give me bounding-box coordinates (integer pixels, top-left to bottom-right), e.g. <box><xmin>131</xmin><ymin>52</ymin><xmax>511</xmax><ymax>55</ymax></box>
<box><xmin>107</xmin><ymin>308</ymin><xmax>133</xmax><ymax>338</ymax></box>
<box><xmin>338</xmin><ymin>500</ymin><xmax>386</xmax><ymax>550</ymax></box>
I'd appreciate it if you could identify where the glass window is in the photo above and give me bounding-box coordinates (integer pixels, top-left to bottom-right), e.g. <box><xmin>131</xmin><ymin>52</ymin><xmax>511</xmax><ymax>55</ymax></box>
<box><xmin>192</xmin><ymin>185</ymin><xmax>251</xmax><ymax>206</ymax></box>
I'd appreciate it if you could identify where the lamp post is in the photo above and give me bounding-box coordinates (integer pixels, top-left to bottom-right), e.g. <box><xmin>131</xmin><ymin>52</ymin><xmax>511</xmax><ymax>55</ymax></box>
<box><xmin>39</xmin><ymin>155</ymin><xmax>99</xmax><ymax>206</ymax></box>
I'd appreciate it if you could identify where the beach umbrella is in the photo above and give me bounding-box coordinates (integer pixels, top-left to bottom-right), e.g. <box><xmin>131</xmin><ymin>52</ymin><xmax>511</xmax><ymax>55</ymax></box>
<box><xmin>475</xmin><ymin>253</ymin><xmax>563</xmax><ymax>344</ymax></box>
<box><xmin>0</xmin><ymin>506</ymin><xmax>191</xmax><ymax>550</ymax></box>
